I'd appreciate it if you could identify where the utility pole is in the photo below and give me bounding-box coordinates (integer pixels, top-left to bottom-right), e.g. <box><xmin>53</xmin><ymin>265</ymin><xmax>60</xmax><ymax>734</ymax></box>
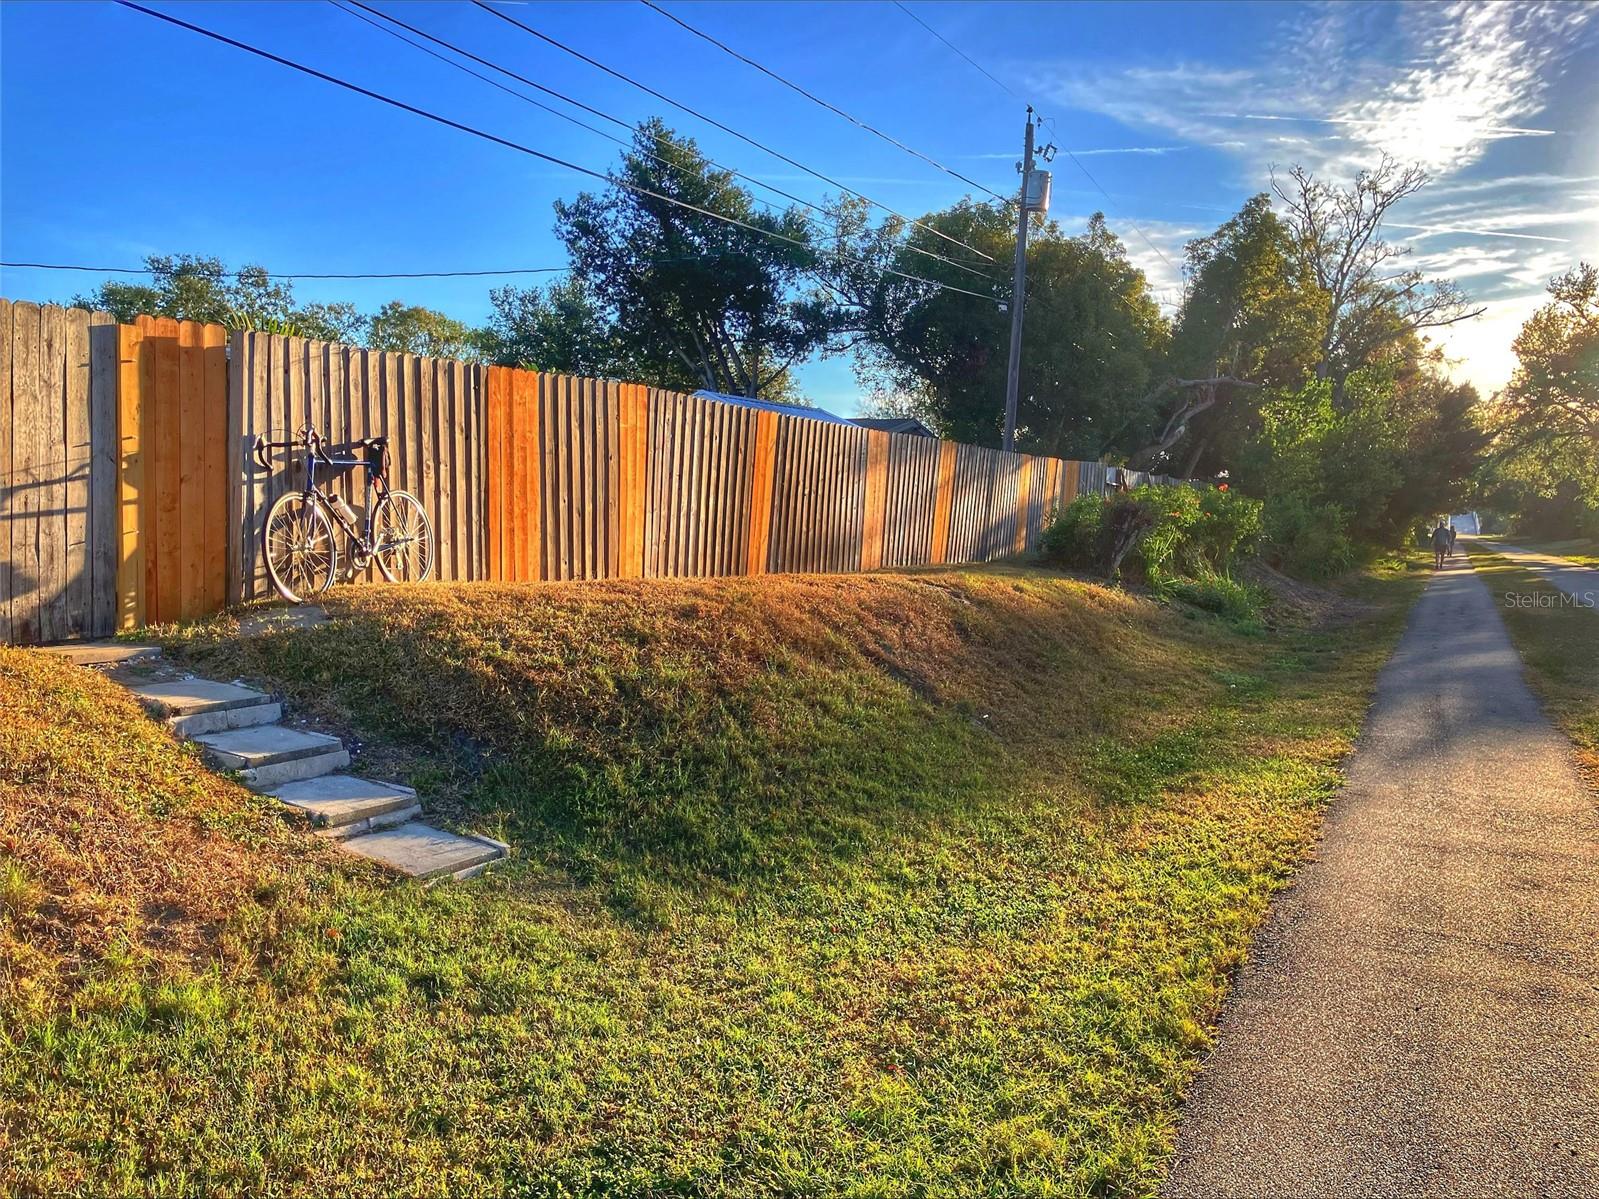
<box><xmin>1002</xmin><ymin>107</ymin><xmax>1035</xmax><ymax>453</ymax></box>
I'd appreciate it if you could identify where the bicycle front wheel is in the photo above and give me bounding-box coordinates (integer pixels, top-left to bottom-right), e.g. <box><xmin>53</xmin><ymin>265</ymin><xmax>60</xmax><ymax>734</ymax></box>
<box><xmin>263</xmin><ymin>491</ymin><xmax>340</xmax><ymax>603</ymax></box>
<box><xmin>372</xmin><ymin>491</ymin><xmax>435</xmax><ymax>583</ymax></box>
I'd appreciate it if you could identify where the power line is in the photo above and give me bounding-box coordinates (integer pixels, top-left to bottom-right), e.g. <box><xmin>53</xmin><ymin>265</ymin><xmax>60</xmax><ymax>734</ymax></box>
<box><xmin>1051</xmin><ymin>128</ymin><xmax>1178</xmax><ymax>274</ymax></box>
<box><xmin>891</xmin><ymin>2</ymin><xmax>1023</xmax><ymax>103</ymax></box>
<box><xmin>890</xmin><ymin>6</ymin><xmax>1181</xmax><ymax>277</ymax></box>
<box><xmin>0</xmin><ymin>254</ymin><xmax>975</xmax><ymax>292</ymax></box>
<box><xmin>112</xmin><ymin>2</ymin><xmax>997</xmax><ymax>303</ymax></box>
<box><xmin>1</xmin><ymin>261</ymin><xmax>567</xmax><ymax>279</ymax></box>
<box><xmin>335</xmin><ymin>1</ymin><xmax>997</xmax><ymax>283</ymax></box>
<box><xmin>471</xmin><ymin>0</ymin><xmax>996</xmax><ymax>264</ymax></box>
<box><xmin>638</xmin><ymin>0</ymin><xmax>1005</xmax><ymax>202</ymax></box>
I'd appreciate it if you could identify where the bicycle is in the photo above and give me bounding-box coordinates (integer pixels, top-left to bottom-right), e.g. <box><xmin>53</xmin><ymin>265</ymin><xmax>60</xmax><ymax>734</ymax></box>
<box><xmin>253</xmin><ymin>425</ymin><xmax>434</xmax><ymax>603</ymax></box>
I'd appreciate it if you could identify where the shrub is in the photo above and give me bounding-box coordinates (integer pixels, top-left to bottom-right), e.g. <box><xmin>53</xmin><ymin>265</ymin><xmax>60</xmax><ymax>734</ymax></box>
<box><xmin>1039</xmin><ymin>493</ymin><xmax>1106</xmax><ymax>571</ymax></box>
<box><xmin>1195</xmin><ymin>487</ymin><xmax>1264</xmax><ymax>573</ymax></box>
<box><xmin>1041</xmin><ymin>484</ymin><xmax>1264</xmax><ymax>586</ymax></box>
<box><xmin>1165</xmin><ymin>572</ymin><xmax>1267</xmax><ymax>631</ymax></box>
<box><xmin>1132</xmin><ymin>485</ymin><xmax>1204</xmax><ymax>584</ymax></box>
<box><xmin>1263</xmin><ymin>495</ymin><xmax>1358</xmax><ymax>579</ymax></box>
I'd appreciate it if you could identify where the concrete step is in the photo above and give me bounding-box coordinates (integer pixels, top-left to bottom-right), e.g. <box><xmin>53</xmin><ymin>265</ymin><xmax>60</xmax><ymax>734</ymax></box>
<box><xmin>124</xmin><ymin>679</ymin><xmax>281</xmax><ymax>737</ymax></box>
<box><xmin>268</xmin><ymin>775</ymin><xmax>422</xmax><ymax>839</ymax></box>
<box><xmin>193</xmin><ymin>725</ymin><xmax>349</xmax><ymax>789</ymax></box>
<box><xmin>339</xmin><ymin>821</ymin><xmax>509</xmax><ymax>880</ymax></box>
<box><xmin>40</xmin><ymin>642</ymin><xmax>161</xmax><ymax>667</ymax></box>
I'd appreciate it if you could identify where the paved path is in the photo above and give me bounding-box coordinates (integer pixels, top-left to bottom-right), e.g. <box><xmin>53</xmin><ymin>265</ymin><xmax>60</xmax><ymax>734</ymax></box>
<box><xmin>1165</xmin><ymin>556</ymin><xmax>1599</xmax><ymax>1198</ymax></box>
<box><xmin>1484</xmin><ymin>540</ymin><xmax>1599</xmax><ymax>608</ymax></box>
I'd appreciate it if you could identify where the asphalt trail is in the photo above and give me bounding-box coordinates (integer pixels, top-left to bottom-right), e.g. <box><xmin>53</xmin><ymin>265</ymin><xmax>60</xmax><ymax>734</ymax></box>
<box><xmin>1165</xmin><ymin>555</ymin><xmax>1599</xmax><ymax>1198</ymax></box>
<box><xmin>1487</xmin><ymin>541</ymin><xmax>1599</xmax><ymax>609</ymax></box>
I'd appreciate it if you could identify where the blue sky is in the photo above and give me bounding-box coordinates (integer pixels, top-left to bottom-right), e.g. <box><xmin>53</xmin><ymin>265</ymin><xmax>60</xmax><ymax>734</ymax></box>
<box><xmin>3</xmin><ymin>1</ymin><xmax>1595</xmax><ymax>411</ymax></box>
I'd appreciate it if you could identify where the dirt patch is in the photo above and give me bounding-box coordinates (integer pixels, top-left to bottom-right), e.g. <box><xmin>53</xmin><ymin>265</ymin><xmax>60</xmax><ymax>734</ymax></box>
<box><xmin>1245</xmin><ymin>560</ymin><xmax>1377</xmax><ymax>629</ymax></box>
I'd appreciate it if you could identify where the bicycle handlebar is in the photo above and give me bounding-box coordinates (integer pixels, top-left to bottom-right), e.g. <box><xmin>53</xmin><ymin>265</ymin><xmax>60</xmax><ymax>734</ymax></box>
<box><xmin>252</xmin><ymin>427</ymin><xmax>387</xmax><ymax>471</ymax></box>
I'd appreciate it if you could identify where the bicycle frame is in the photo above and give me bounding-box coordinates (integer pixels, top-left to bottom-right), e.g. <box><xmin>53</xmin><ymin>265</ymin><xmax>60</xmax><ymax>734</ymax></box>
<box><xmin>257</xmin><ymin>427</ymin><xmax>392</xmax><ymax>557</ymax></box>
<box><xmin>299</xmin><ymin>441</ymin><xmax>390</xmax><ymax>551</ymax></box>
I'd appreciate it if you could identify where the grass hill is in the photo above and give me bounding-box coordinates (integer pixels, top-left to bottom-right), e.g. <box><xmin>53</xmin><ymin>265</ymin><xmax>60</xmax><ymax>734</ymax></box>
<box><xmin>3</xmin><ymin>563</ymin><xmax>1417</xmax><ymax>1197</ymax></box>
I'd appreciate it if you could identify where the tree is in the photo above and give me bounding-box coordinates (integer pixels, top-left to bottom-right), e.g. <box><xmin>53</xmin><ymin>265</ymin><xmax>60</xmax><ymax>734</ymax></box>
<box><xmin>71</xmin><ymin>253</ymin><xmax>364</xmax><ymax>341</ymax></box>
<box><xmin>1272</xmin><ymin>157</ymin><xmax>1480</xmax><ymax>403</ymax></box>
<box><xmin>1498</xmin><ymin>263</ymin><xmax>1598</xmax><ymax>453</ymax></box>
<box><xmin>1131</xmin><ymin>195</ymin><xmax>1323</xmax><ymax>472</ymax></box>
<box><xmin>1479</xmin><ymin>263</ymin><xmax>1599</xmax><ymax>534</ymax></box>
<box><xmin>367</xmin><ymin>301</ymin><xmax>487</xmax><ymax>361</ymax></box>
<box><xmin>481</xmin><ymin>277</ymin><xmax>625</xmax><ymax>376</ymax></box>
<box><xmin>836</xmin><ymin>199</ymin><xmax>1167</xmax><ymax>457</ymax></box>
<box><xmin>553</xmin><ymin>119</ymin><xmax>834</xmax><ymax>397</ymax></box>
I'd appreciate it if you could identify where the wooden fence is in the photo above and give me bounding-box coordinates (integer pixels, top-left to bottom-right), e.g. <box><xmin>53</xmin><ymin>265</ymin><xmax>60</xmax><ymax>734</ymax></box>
<box><xmin>1</xmin><ymin>302</ymin><xmax>1191</xmax><ymax>644</ymax></box>
<box><xmin>1</xmin><ymin>301</ymin><xmax>119</xmax><ymax>643</ymax></box>
<box><xmin>231</xmin><ymin>333</ymin><xmax>487</xmax><ymax>601</ymax></box>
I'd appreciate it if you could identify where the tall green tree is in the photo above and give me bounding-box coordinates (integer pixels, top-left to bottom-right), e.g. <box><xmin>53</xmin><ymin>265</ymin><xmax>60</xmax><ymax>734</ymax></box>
<box><xmin>1132</xmin><ymin>195</ymin><xmax>1323</xmax><ymax>473</ymax></box>
<box><xmin>367</xmin><ymin>301</ymin><xmax>487</xmax><ymax>361</ymax></box>
<box><xmin>1479</xmin><ymin>262</ymin><xmax>1599</xmax><ymax>535</ymax></box>
<box><xmin>552</xmin><ymin>119</ymin><xmax>833</xmax><ymax>397</ymax></box>
<box><xmin>71</xmin><ymin>254</ymin><xmax>364</xmax><ymax>341</ymax></box>
<box><xmin>481</xmin><ymin>277</ymin><xmax>625</xmax><ymax>376</ymax></box>
<box><xmin>1271</xmin><ymin>158</ymin><xmax>1478</xmax><ymax>403</ymax></box>
<box><xmin>837</xmin><ymin>199</ymin><xmax>1167</xmax><ymax>457</ymax></box>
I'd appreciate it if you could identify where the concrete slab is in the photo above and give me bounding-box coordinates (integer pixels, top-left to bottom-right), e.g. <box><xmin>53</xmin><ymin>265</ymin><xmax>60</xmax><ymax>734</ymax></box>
<box><xmin>194</xmin><ymin>724</ymin><xmax>344</xmax><ymax>769</ymax></box>
<box><xmin>338</xmin><ymin>822</ymin><xmax>506</xmax><ymax>879</ymax></box>
<box><xmin>239</xmin><ymin>750</ymin><xmax>349</xmax><ymax>789</ymax></box>
<box><xmin>168</xmin><ymin>702</ymin><xmax>283</xmax><ymax>737</ymax></box>
<box><xmin>270</xmin><ymin>775</ymin><xmax>419</xmax><ymax>831</ymax></box>
<box><xmin>125</xmin><ymin>679</ymin><xmax>271</xmax><ymax>716</ymax></box>
<box><xmin>38</xmin><ymin>642</ymin><xmax>160</xmax><ymax>666</ymax></box>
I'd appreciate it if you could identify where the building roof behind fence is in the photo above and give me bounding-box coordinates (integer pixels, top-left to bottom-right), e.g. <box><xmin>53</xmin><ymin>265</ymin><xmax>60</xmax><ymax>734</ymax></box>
<box><xmin>693</xmin><ymin>390</ymin><xmax>858</xmax><ymax>427</ymax></box>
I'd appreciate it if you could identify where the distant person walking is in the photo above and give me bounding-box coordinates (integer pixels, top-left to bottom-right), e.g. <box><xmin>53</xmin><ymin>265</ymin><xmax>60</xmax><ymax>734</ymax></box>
<box><xmin>1432</xmin><ymin>520</ymin><xmax>1452</xmax><ymax>570</ymax></box>
<box><xmin>1449</xmin><ymin>525</ymin><xmax>1459</xmax><ymax>557</ymax></box>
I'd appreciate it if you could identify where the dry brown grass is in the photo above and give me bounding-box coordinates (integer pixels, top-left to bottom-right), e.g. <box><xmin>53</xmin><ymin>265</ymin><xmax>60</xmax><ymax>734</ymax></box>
<box><xmin>0</xmin><ymin>648</ymin><xmax>328</xmax><ymax>1004</ymax></box>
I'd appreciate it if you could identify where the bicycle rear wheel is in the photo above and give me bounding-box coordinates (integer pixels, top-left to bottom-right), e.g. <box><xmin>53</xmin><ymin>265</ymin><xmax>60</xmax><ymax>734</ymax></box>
<box><xmin>263</xmin><ymin>491</ymin><xmax>340</xmax><ymax>603</ymax></box>
<box><xmin>372</xmin><ymin>490</ymin><xmax>434</xmax><ymax>583</ymax></box>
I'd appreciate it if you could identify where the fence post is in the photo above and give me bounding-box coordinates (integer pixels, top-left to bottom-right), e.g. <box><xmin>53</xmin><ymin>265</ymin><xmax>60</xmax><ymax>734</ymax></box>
<box><xmin>115</xmin><ymin>321</ymin><xmax>146</xmax><ymax>629</ymax></box>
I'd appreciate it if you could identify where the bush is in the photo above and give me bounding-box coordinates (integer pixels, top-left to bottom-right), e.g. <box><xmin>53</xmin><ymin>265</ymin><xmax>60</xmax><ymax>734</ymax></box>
<box><xmin>1165</xmin><ymin>572</ymin><xmax>1267</xmax><ymax>631</ymax></box>
<box><xmin>1196</xmin><ymin>487</ymin><xmax>1264</xmax><ymax>573</ymax></box>
<box><xmin>1133</xmin><ymin>485</ymin><xmax>1204</xmax><ymax>583</ymax></box>
<box><xmin>1039</xmin><ymin>493</ymin><xmax>1106</xmax><ymax>571</ymax></box>
<box><xmin>1041</xmin><ymin>484</ymin><xmax>1264</xmax><ymax>587</ymax></box>
<box><xmin>1263</xmin><ymin>495</ymin><xmax>1358</xmax><ymax>579</ymax></box>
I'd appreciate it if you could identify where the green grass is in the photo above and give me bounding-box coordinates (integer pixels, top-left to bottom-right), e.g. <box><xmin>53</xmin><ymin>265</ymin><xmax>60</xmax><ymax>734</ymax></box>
<box><xmin>4</xmin><ymin>563</ymin><xmax>1424</xmax><ymax>1197</ymax></box>
<box><xmin>1489</xmin><ymin>536</ymin><xmax>1599</xmax><ymax>569</ymax></box>
<box><xmin>1471</xmin><ymin>551</ymin><xmax>1599</xmax><ymax>780</ymax></box>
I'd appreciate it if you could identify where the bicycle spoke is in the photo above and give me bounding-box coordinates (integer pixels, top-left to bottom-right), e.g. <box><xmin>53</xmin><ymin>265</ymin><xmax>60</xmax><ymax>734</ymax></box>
<box><xmin>265</xmin><ymin>497</ymin><xmax>337</xmax><ymax>600</ymax></box>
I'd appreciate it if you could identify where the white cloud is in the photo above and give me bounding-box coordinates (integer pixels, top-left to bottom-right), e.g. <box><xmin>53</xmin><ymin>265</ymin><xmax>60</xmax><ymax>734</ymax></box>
<box><xmin>1328</xmin><ymin>2</ymin><xmax>1592</xmax><ymax>173</ymax></box>
<box><xmin>1031</xmin><ymin>2</ymin><xmax>1595</xmax><ymax>180</ymax></box>
<box><xmin>1388</xmin><ymin>221</ymin><xmax>1571</xmax><ymax>244</ymax></box>
<box><xmin>1018</xmin><ymin>3</ymin><xmax>1599</xmax><ymax>393</ymax></box>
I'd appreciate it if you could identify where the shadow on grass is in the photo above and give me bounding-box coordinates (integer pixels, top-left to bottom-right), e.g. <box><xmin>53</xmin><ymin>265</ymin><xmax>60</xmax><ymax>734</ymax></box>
<box><xmin>148</xmin><ymin>571</ymin><xmax>1304</xmax><ymax>915</ymax></box>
